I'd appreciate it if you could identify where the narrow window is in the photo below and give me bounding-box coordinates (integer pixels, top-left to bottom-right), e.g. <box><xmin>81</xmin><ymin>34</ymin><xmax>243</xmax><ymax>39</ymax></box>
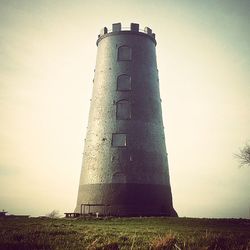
<box><xmin>118</xmin><ymin>46</ymin><xmax>132</xmax><ymax>61</ymax></box>
<box><xmin>112</xmin><ymin>133</ymin><xmax>127</xmax><ymax>147</ymax></box>
<box><xmin>117</xmin><ymin>74</ymin><xmax>131</xmax><ymax>91</ymax></box>
<box><xmin>116</xmin><ymin>100</ymin><xmax>131</xmax><ymax>120</ymax></box>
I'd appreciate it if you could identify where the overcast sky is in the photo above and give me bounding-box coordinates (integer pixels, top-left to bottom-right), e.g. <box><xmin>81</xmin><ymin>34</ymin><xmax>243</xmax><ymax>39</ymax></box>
<box><xmin>0</xmin><ymin>0</ymin><xmax>249</xmax><ymax>218</ymax></box>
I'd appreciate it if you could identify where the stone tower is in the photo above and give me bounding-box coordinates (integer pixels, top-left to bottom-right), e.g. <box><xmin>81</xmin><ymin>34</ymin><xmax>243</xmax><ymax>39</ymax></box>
<box><xmin>75</xmin><ymin>23</ymin><xmax>177</xmax><ymax>216</ymax></box>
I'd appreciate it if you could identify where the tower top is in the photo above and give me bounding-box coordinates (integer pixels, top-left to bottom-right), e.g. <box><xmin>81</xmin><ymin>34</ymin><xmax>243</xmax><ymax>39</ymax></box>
<box><xmin>96</xmin><ymin>23</ymin><xmax>156</xmax><ymax>46</ymax></box>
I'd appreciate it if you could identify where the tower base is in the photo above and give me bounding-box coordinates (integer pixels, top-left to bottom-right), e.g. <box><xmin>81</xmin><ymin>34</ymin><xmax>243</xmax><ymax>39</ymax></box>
<box><xmin>75</xmin><ymin>183</ymin><xmax>177</xmax><ymax>217</ymax></box>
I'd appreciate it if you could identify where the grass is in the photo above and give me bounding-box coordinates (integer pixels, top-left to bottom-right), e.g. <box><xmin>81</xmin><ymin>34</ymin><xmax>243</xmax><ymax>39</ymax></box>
<box><xmin>0</xmin><ymin>217</ymin><xmax>249</xmax><ymax>249</ymax></box>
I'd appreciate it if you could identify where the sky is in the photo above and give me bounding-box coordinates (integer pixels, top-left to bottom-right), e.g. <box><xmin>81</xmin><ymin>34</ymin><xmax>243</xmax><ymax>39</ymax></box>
<box><xmin>0</xmin><ymin>0</ymin><xmax>249</xmax><ymax>218</ymax></box>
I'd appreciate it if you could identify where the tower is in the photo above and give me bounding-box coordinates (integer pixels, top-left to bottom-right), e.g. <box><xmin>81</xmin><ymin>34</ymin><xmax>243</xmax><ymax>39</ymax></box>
<box><xmin>75</xmin><ymin>23</ymin><xmax>177</xmax><ymax>216</ymax></box>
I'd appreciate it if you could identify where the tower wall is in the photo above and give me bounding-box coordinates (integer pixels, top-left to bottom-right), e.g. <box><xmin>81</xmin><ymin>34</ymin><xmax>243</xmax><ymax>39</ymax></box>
<box><xmin>75</xmin><ymin>23</ymin><xmax>177</xmax><ymax>216</ymax></box>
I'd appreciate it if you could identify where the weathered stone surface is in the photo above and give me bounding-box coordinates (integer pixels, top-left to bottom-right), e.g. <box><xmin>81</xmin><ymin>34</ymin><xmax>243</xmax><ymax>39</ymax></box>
<box><xmin>75</xmin><ymin>23</ymin><xmax>177</xmax><ymax>217</ymax></box>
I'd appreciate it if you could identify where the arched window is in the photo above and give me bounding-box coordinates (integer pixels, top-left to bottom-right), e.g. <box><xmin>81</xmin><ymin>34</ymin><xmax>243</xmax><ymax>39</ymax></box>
<box><xmin>118</xmin><ymin>46</ymin><xmax>132</xmax><ymax>61</ymax></box>
<box><xmin>116</xmin><ymin>99</ymin><xmax>131</xmax><ymax>120</ymax></box>
<box><xmin>117</xmin><ymin>74</ymin><xmax>131</xmax><ymax>91</ymax></box>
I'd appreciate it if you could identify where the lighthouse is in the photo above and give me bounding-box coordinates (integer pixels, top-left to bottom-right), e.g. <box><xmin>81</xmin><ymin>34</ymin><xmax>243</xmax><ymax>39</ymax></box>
<box><xmin>75</xmin><ymin>23</ymin><xmax>177</xmax><ymax>216</ymax></box>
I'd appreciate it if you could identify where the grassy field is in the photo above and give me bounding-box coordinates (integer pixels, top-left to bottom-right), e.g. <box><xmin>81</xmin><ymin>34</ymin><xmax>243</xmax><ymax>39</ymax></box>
<box><xmin>0</xmin><ymin>216</ymin><xmax>249</xmax><ymax>249</ymax></box>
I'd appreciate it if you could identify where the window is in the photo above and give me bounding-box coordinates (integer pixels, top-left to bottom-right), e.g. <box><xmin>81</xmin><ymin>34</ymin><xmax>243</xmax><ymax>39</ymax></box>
<box><xmin>112</xmin><ymin>133</ymin><xmax>127</xmax><ymax>147</ymax></box>
<box><xmin>117</xmin><ymin>74</ymin><xmax>131</xmax><ymax>91</ymax></box>
<box><xmin>118</xmin><ymin>46</ymin><xmax>132</xmax><ymax>61</ymax></box>
<box><xmin>116</xmin><ymin>100</ymin><xmax>131</xmax><ymax>120</ymax></box>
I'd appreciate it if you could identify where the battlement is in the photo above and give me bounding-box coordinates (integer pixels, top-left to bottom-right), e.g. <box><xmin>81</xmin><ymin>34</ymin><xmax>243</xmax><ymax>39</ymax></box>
<box><xmin>97</xmin><ymin>23</ymin><xmax>156</xmax><ymax>46</ymax></box>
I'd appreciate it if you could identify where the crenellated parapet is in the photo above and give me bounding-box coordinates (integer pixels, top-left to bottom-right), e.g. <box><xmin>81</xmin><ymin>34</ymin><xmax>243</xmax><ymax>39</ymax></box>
<box><xmin>97</xmin><ymin>23</ymin><xmax>156</xmax><ymax>46</ymax></box>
